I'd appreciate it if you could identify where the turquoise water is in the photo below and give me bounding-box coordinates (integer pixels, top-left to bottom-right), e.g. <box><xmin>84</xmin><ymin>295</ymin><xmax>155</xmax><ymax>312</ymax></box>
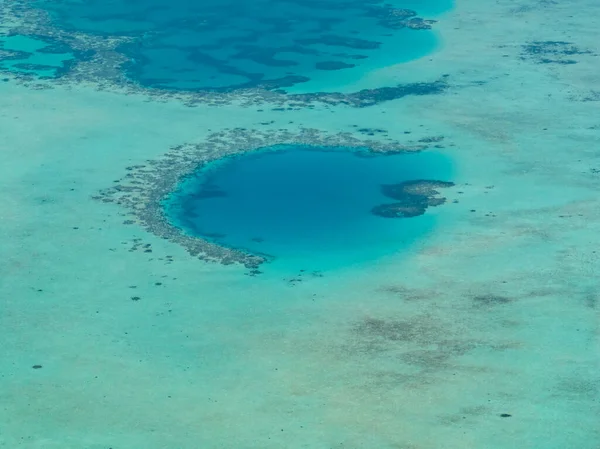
<box><xmin>165</xmin><ymin>146</ymin><xmax>453</xmax><ymax>270</ymax></box>
<box><xmin>4</xmin><ymin>0</ymin><xmax>600</xmax><ymax>447</ymax></box>
<box><xmin>0</xmin><ymin>35</ymin><xmax>76</xmax><ymax>78</ymax></box>
<box><xmin>34</xmin><ymin>0</ymin><xmax>453</xmax><ymax>91</ymax></box>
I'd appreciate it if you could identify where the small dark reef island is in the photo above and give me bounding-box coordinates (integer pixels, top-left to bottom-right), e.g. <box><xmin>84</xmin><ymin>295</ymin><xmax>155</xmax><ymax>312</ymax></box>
<box><xmin>372</xmin><ymin>180</ymin><xmax>455</xmax><ymax>218</ymax></box>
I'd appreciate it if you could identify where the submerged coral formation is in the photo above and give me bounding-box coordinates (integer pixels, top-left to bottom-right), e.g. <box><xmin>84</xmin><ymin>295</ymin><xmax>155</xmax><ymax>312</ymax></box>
<box><xmin>521</xmin><ymin>41</ymin><xmax>593</xmax><ymax>65</ymax></box>
<box><xmin>367</xmin><ymin>5</ymin><xmax>438</xmax><ymax>30</ymax></box>
<box><xmin>95</xmin><ymin>129</ymin><xmax>447</xmax><ymax>268</ymax></box>
<box><xmin>372</xmin><ymin>180</ymin><xmax>454</xmax><ymax>218</ymax></box>
<box><xmin>0</xmin><ymin>0</ymin><xmax>449</xmax><ymax>107</ymax></box>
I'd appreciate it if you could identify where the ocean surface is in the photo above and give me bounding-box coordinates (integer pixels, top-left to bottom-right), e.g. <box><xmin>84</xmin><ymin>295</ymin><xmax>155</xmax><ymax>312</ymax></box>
<box><xmin>0</xmin><ymin>34</ymin><xmax>76</xmax><ymax>77</ymax></box>
<box><xmin>34</xmin><ymin>0</ymin><xmax>452</xmax><ymax>92</ymax></box>
<box><xmin>1</xmin><ymin>0</ymin><xmax>599</xmax><ymax>448</ymax></box>
<box><xmin>166</xmin><ymin>146</ymin><xmax>453</xmax><ymax>270</ymax></box>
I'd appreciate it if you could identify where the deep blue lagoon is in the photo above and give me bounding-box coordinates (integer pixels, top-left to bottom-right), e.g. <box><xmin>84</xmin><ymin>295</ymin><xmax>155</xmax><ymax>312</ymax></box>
<box><xmin>33</xmin><ymin>0</ymin><xmax>453</xmax><ymax>92</ymax></box>
<box><xmin>165</xmin><ymin>146</ymin><xmax>453</xmax><ymax>269</ymax></box>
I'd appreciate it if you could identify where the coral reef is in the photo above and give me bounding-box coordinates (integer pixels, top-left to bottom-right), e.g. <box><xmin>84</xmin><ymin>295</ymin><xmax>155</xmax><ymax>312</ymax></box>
<box><xmin>372</xmin><ymin>180</ymin><xmax>454</xmax><ymax>218</ymax></box>
<box><xmin>95</xmin><ymin>129</ymin><xmax>447</xmax><ymax>268</ymax></box>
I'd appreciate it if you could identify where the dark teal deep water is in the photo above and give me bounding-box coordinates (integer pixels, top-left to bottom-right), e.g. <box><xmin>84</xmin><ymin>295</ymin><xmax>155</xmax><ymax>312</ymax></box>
<box><xmin>32</xmin><ymin>0</ymin><xmax>454</xmax><ymax>91</ymax></box>
<box><xmin>165</xmin><ymin>146</ymin><xmax>453</xmax><ymax>269</ymax></box>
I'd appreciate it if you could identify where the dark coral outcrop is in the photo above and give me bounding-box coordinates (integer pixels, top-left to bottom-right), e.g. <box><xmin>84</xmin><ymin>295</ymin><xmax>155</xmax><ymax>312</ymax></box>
<box><xmin>372</xmin><ymin>180</ymin><xmax>454</xmax><ymax>218</ymax></box>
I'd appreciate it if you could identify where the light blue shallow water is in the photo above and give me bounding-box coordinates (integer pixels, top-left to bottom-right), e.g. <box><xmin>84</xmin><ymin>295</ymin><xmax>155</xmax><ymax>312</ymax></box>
<box><xmin>0</xmin><ymin>35</ymin><xmax>76</xmax><ymax>78</ymax></box>
<box><xmin>5</xmin><ymin>0</ymin><xmax>600</xmax><ymax>447</ymax></box>
<box><xmin>165</xmin><ymin>146</ymin><xmax>454</xmax><ymax>270</ymax></box>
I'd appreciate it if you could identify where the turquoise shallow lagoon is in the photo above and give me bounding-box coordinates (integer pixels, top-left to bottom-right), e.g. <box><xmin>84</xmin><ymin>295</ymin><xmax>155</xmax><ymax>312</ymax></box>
<box><xmin>0</xmin><ymin>35</ymin><xmax>76</xmax><ymax>78</ymax></box>
<box><xmin>1</xmin><ymin>0</ymin><xmax>599</xmax><ymax>447</ymax></box>
<box><xmin>166</xmin><ymin>146</ymin><xmax>453</xmax><ymax>270</ymax></box>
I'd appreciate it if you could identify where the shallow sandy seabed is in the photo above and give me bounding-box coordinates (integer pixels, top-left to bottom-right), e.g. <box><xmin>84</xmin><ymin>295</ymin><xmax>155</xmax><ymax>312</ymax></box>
<box><xmin>1</xmin><ymin>0</ymin><xmax>599</xmax><ymax>448</ymax></box>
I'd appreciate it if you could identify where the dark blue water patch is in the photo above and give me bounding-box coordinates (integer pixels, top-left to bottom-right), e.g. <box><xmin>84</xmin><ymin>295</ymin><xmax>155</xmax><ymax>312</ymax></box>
<box><xmin>0</xmin><ymin>34</ymin><xmax>84</xmax><ymax>79</ymax></box>
<box><xmin>164</xmin><ymin>146</ymin><xmax>453</xmax><ymax>270</ymax></box>
<box><xmin>34</xmin><ymin>0</ymin><xmax>453</xmax><ymax>92</ymax></box>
